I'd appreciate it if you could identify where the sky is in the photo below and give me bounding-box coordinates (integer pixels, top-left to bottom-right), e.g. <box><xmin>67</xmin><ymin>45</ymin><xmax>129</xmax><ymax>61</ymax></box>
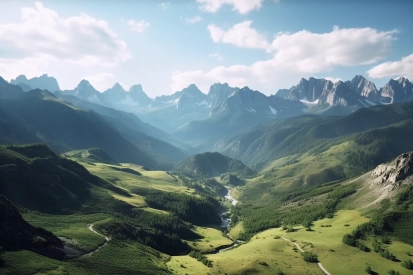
<box><xmin>0</xmin><ymin>0</ymin><xmax>412</xmax><ymax>97</ymax></box>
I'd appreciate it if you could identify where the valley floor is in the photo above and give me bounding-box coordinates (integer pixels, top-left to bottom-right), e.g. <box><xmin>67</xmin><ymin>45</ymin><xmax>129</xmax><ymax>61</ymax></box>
<box><xmin>167</xmin><ymin>210</ymin><xmax>413</xmax><ymax>275</ymax></box>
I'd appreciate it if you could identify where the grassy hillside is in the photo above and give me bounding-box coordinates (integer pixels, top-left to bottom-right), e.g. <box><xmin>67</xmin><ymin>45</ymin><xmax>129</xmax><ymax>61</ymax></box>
<box><xmin>173</xmin><ymin>152</ymin><xmax>254</xmax><ymax>178</ymax></box>
<box><xmin>212</xmin><ymin>101</ymin><xmax>413</xmax><ymax>171</ymax></box>
<box><xmin>0</xmin><ymin>89</ymin><xmax>157</xmax><ymax>167</ymax></box>
<box><xmin>0</xmin><ymin>144</ymin><xmax>232</xmax><ymax>274</ymax></box>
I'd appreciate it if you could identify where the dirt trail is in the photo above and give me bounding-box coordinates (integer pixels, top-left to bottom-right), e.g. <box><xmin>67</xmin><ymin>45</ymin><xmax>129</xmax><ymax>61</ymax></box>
<box><xmin>281</xmin><ymin>235</ymin><xmax>331</xmax><ymax>275</ymax></box>
<box><xmin>80</xmin><ymin>224</ymin><xmax>111</xmax><ymax>258</ymax></box>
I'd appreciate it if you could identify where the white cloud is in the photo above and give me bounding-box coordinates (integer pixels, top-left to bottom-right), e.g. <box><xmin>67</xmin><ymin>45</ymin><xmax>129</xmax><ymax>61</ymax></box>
<box><xmin>0</xmin><ymin>1</ymin><xmax>131</xmax><ymax>69</ymax></box>
<box><xmin>82</xmin><ymin>72</ymin><xmax>115</xmax><ymax>92</ymax></box>
<box><xmin>185</xmin><ymin>16</ymin><xmax>202</xmax><ymax>24</ymax></box>
<box><xmin>197</xmin><ymin>0</ymin><xmax>265</xmax><ymax>14</ymax></box>
<box><xmin>207</xmin><ymin>21</ymin><xmax>271</xmax><ymax>51</ymax></box>
<box><xmin>159</xmin><ymin>2</ymin><xmax>171</xmax><ymax>10</ymax></box>
<box><xmin>367</xmin><ymin>53</ymin><xmax>413</xmax><ymax>80</ymax></box>
<box><xmin>172</xmin><ymin>25</ymin><xmax>398</xmax><ymax>94</ymax></box>
<box><xmin>209</xmin><ymin>53</ymin><xmax>223</xmax><ymax>61</ymax></box>
<box><xmin>127</xmin><ymin>19</ymin><xmax>150</xmax><ymax>33</ymax></box>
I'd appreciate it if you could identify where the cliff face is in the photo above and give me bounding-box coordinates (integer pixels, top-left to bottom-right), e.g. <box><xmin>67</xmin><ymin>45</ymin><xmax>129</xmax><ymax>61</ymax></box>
<box><xmin>371</xmin><ymin>151</ymin><xmax>413</xmax><ymax>186</ymax></box>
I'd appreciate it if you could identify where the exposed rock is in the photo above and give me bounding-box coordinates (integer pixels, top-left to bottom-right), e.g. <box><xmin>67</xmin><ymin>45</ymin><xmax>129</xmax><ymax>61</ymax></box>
<box><xmin>379</xmin><ymin>76</ymin><xmax>413</xmax><ymax>104</ymax></box>
<box><xmin>372</xmin><ymin>151</ymin><xmax>413</xmax><ymax>185</ymax></box>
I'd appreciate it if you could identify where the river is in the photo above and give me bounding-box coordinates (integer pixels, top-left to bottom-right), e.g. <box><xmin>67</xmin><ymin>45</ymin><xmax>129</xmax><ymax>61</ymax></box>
<box><xmin>217</xmin><ymin>186</ymin><xmax>243</xmax><ymax>253</ymax></box>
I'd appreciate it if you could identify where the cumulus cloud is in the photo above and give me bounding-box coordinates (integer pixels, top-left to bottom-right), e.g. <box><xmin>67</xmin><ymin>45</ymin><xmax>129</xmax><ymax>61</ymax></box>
<box><xmin>207</xmin><ymin>21</ymin><xmax>271</xmax><ymax>51</ymax></box>
<box><xmin>0</xmin><ymin>1</ymin><xmax>131</xmax><ymax>69</ymax></box>
<box><xmin>197</xmin><ymin>0</ymin><xmax>265</xmax><ymax>14</ymax></box>
<box><xmin>367</xmin><ymin>53</ymin><xmax>413</xmax><ymax>80</ymax></box>
<box><xmin>185</xmin><ymin>16</ymin><xmax>202</xmax><ymax>24</ymax></box>
<box><xmin>172</xmin><ymin>25</ymin><xmax>398</xmax><ymax>94</ymax></box>
<box><xmin>127</xmin><ymin>19</ymin><xmax>150</xmax><ymax>33</ymax></box>
<box><xmin>159</xmin><ymin>2</ymin><xmax>170</xmax><ymax>10</ymax></box>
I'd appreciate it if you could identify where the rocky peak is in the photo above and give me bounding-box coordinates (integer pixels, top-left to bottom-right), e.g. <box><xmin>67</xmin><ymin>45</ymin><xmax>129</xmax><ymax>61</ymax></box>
<box><xmin>74</xmin><ymin>80</ymin><xmax>101</xmax><ymax>99</ymax></box>
<box><xmin>379</xmin><ymin>77</ymin><xmax>413</xmax><ymax>104</ymax></box>
<box><xmin>207</xmin><ymin>83</ymin><xmax>239</xmax><ymax>108</ymax></box>
<box><xmin>372</xmin><ymin>152</ymin><xmax>413</xmax><ymax>185</ymax></box>
<box><xmin>129</xmin><ymin>84</ymin><xmax>153</xmax><ymax>105</ymax></box>
<box><xmin>10</xmin><ymin>74</ymin><xmax>60</xmax><ymax>92</ymax></box>
<box><xmin>77</xmin><ymin>79</ymin><xmax>92</xmax><ymax>89</ymax></box>
<box><xmin>181</xmin><ymin>84</ymin><xmax>204</xmax><ymax>98</ymax></box>
<box><xmin>284</xmin><ymin>77</ymin><xmax>332</xmax><ymax>102</ymax></box>
<box><xmin>129</xmin><ymin>84</ymin><xmax>144</xmax><ymax>94</ymax></box>
<box><xmin>13</xmin><ymin>74</ymin><xmax>28</xmax><ymax>83</ymax></box>
<box><xmin>345</xmin><ymin>75</ymin><xmax>379</xmax><ymax>101</ymax></box>
<box><xmin>112</xmin><ymin>82</ymin><xmax>125</xmax><ymax>91</ymax></box>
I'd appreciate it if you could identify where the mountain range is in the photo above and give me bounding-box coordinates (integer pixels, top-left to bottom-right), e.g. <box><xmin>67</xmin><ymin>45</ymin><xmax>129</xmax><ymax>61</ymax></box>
<box><xmin>10</xmin><ymin>74</ymin><xmax>413</xmax><ymax>134</ymax></box>
<box><xmin>3</xmin><ymin>73</ymin><xmax>413</xmax><ymax>168</ymax></box>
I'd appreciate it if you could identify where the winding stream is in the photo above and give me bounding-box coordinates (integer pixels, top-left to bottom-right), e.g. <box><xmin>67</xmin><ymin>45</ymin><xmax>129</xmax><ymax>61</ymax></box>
<box><xmin>217</xmin><ymin>187</ymin><xmax>242</xmax><ymax>253</ymax></box>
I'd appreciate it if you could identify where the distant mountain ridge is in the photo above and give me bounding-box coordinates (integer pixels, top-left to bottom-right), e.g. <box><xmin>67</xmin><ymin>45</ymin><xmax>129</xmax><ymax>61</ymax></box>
<box><xmin>6</xmin><ymin>74</ymin><xmax>413</xmax><ymax>135</ymax></box>
<box><xmin>11</xmin><ymin>74</ymin><xmax>60</xmax><ymax>93</ymax></box>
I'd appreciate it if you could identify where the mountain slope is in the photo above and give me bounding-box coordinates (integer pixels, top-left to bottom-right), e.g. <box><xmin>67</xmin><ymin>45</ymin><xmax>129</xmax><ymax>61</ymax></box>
<box><xmin>57</xmin><ymin>94</ymin><xmax>187</xmax><ymax>168</ymax></box>
<box><xmin>173</xmin><ymin>152</ymin><xmax>254</xmax><ymax>178</ymax></box>
<box><xmin>173</xmin><ymin>86</ymin><xmax>305</xmax><ymax>143</ymax></box>
<box><xmin>0</xmin><ymin>144</ymin><xmax>105</xmax><ymax>213</ymax></box>
<box><xmin>0</xmin><ymin>88</ymin><xmax>156</xmax><ymax>167</ymax></box>
<box><xmin>209</xmin><ymin>101</ymin><xmax>413</xmax><ymax>170</ymax></box>
<box><xmin>0</xmin><ymin>194</ymin><xmax>65</xmax><ymax>259</ymax></box>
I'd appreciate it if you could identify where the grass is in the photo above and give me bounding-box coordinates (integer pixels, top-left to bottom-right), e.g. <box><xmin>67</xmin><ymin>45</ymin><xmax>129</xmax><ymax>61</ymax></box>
<box><xmin>167</xmin><ymin>255</ymin><xmax>210</xmax><ymax>275</ymax></box>
<box><xmin>167</xmin><ymin>210</ymin><xmax>413</xmax><ymax>275</ymax></box>
<box><xmin>185</xmin><ymin>226</ymin><xmax>232</xmax><ymax>253</ymax></box>
<box><xmin>1</xmin><ymin>240</ymin><xmax>170</xmax><ymax>275</ymax></box>
<box><xmin>22</xmin><ymin>212</ymin><xmax>111</xmax><ymax>252</ymax></box>
<box><xmin>266</xmin><ymin>210</ymin><xmax>412</xmax><ymax>275</ymax></box>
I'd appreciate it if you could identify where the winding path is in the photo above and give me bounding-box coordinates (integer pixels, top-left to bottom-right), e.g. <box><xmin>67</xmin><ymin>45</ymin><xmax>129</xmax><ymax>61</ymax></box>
<box><xmin>80</xmin><ymin>224</ymin><xmax>111</xmax><ymax>258</ymax></box>
<box><xmin>281</xmin><ymin>235</ymin><xmax>331</xmax><ymax>275</ymax></box>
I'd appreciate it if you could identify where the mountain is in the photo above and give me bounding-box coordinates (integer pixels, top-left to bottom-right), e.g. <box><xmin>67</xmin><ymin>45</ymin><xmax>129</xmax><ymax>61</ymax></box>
<box><xmin>60</xmin><ymin>80</ymin><xmax>106</xmax><ymax>105</ymax></box>
<box><xmin>57</xmin><ymin>94</ymin><xmax>187</xmax><ymax>168</ymax></box>
<box><xmin>173</xmin><ymin>151</ymin><xmax>254</xmax><ymax>178</ymax></box>
<box><xmin>0</xmin><ymin>76</ymin><xmax>24</xmax><ymax>100</ymax></box>
<box><xmin>275</xmin><ymin>76</ymin><xmax>377</xmax><ymax>115</ymax></box>
<box><xmin>206</xmin><ymin>83</ymin><xmax>238</xmax><ymax>109</ymax></box>
<box><xmin>0</xmin><ymin>194</ymin><xmax>65</xmax><ymax>259</ymax></box>
<box><xmin>344</xmin><ymin>75</ymin><xmax>379</xmax><ymax>102</ymax></box>
<box><xmin>173</xmin><ymin>86</ymin><xmax>305</xmax><ymax>144</ymax></box>
<box><xmin>208</xmin><ymin>100</ymin><xmax>413</xmax><ymax>171</ymax></box>
<box><xmin>10</xmin><ymin>74</ymin><xmax>60</xmax><ymax>92</ymax></box>
<box><xmin>101</xmin><ymin>82</ymin><xmax>128</xmax><ymax>103</ymax></box>
<box><xmin>0</xmin><ymin>87</ymin><xmax>157</xmax><ymax>167</ymax></box>
<box><xmin>136</xmin><ymin>84</ymin><xmax>210</xmax><ymax>132</ymax></box>
<box><xmin>0</xmin><ymin>144</ymin><xmax>97</xmax><ymax>212</ymax></box>
<box><xmin>379</xmin><ymin>76</ymin><xmax>413</xmax><ymax>104</ymax></box>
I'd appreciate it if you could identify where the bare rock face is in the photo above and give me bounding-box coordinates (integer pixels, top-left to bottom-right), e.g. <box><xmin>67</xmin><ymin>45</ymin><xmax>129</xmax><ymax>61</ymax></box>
<box><xmin>372</xmin><ymin>152</ymin><xmax>413</xmax><ymax>185</ymax></box>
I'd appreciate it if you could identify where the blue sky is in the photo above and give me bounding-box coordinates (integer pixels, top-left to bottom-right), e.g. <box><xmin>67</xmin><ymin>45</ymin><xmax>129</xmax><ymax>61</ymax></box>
<box><xmin>0</xmin><ymin>0</ymin><xmax>412</xmax><ymax>97</ymax></box>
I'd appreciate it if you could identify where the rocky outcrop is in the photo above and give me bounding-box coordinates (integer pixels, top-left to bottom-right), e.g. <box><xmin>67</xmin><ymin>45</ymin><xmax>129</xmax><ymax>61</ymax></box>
<box><xmin>379</xmin><ymin>77</ymin><xmax>413</xmax><ymax>104</ymax></box>
<box><xmin>372</xmin><ymin>151</ymin><xmax>413</xmax><ymax>185</ymax></box>
<box><xmin>345</xmin><ymin>75</ymin><xmax>379</xmax><ymax>102</ymax></box>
